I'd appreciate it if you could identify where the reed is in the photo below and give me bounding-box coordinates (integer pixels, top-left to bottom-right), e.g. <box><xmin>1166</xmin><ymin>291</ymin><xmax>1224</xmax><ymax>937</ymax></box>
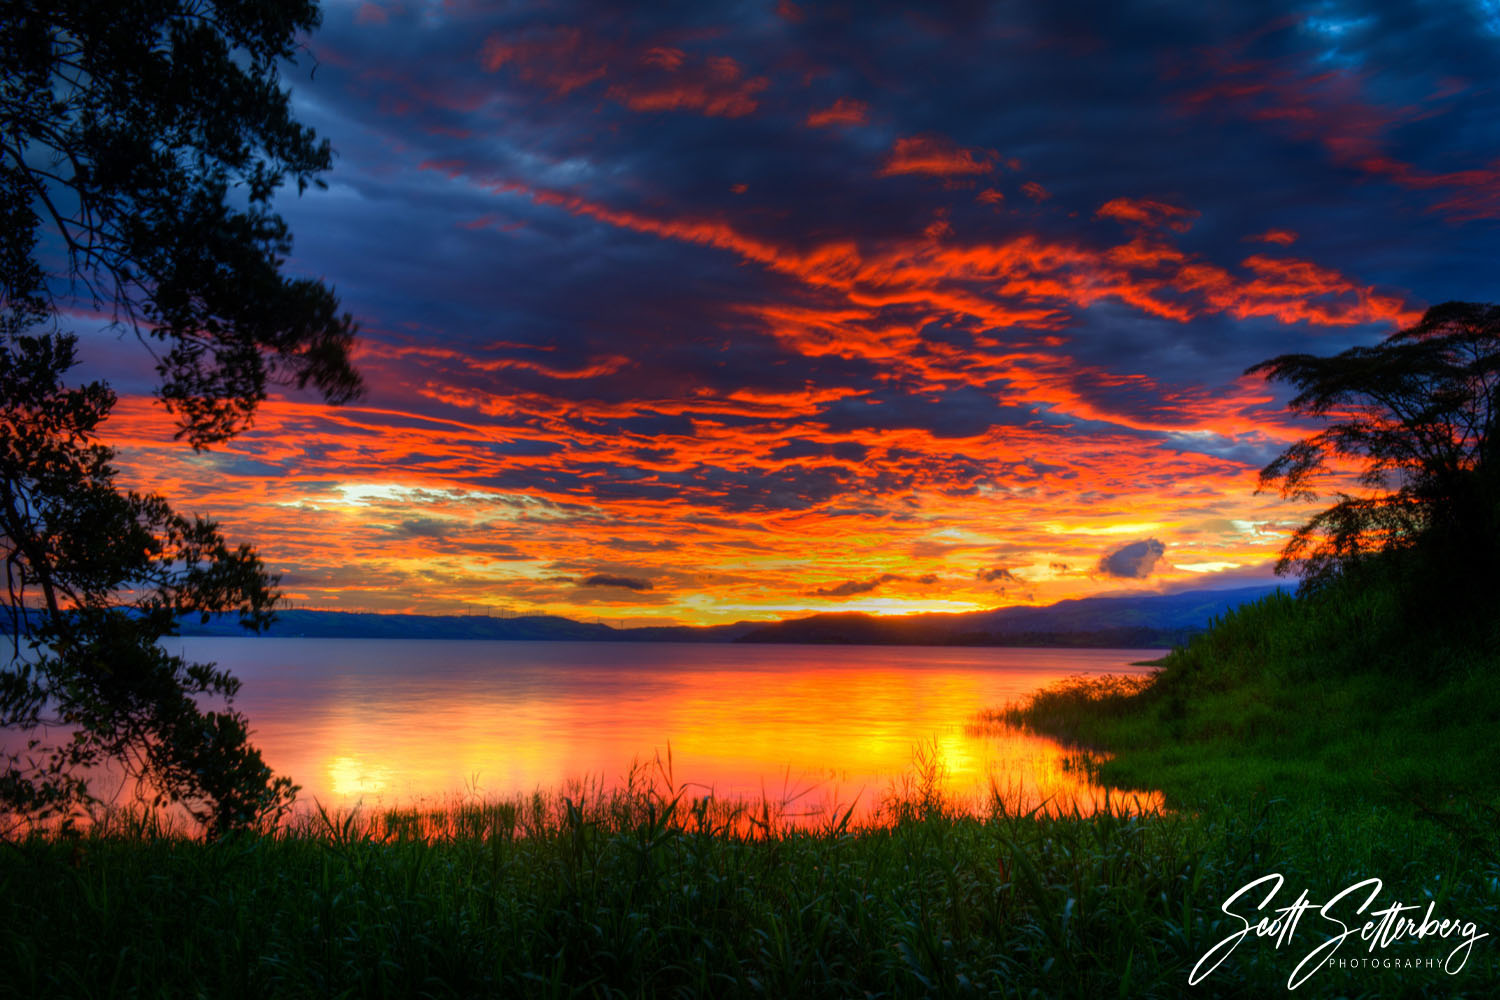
<box><xmin>3</xmin><ymin>747</ymin><xmax>1496</xmax><ymax>998</ymax></box>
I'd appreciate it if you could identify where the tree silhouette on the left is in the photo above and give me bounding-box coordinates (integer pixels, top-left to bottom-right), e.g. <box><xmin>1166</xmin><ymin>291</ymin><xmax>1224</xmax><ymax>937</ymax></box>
<box><xmin>1</xmin><ymin>0</ymin><xmax>360</xmax><ymax>835</ymax></box>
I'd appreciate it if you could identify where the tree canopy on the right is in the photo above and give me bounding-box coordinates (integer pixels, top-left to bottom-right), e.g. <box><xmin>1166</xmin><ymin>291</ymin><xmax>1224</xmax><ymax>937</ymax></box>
<box><xmin>1251</xmin><ymin>301</ymin><xmax>1500</xmax><ymax>597</ymax></box>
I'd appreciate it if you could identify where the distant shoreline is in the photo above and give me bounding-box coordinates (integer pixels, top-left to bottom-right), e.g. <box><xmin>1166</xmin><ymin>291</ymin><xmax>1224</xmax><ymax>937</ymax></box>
<box><xmin>162</xmin><ymin>584</ymin><xmax>1278</xmax><ymax>649</ymax></box>
<box><xmin>175</xmin><ymin>632</ymin><xmax>1176</xmax><ymax>651</ymax></box>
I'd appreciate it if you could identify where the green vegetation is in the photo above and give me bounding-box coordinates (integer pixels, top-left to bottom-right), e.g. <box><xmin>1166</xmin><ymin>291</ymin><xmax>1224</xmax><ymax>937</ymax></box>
<box><xmin>997</xmin><ymin>565</ymin><xmax>1500</xmax><ymax>811</ymax></box>
<box><xmin>988</xmin><ymin>565</ymin><xmax>1500</xmax><ymax>995</ymax></box>
<box><xmin>1</xmin><ymin>755</ymin><xmax>1493</xmax><ymax>999</ymax></box>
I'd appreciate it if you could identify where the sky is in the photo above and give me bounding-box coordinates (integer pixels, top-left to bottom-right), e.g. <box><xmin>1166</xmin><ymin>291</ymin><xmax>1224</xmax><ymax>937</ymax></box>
<box><xmin>96</xmin><ymin>0</ymin><xmax>1500</xmax><ymax>624</ymax></box>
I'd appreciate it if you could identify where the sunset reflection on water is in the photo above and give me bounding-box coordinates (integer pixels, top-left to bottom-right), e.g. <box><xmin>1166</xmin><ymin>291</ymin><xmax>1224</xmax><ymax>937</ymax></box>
<box><xmin>180</xmin><ymin>639</ymin><xmax>1164</xmax><ymax>824</ymax></box>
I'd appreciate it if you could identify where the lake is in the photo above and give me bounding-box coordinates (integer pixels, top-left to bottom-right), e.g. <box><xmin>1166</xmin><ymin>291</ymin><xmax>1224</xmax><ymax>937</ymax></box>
<box><xmin>143</xmin><ymin>639</ymin><xmax>1163</xmax><ymax>823</ymax></box>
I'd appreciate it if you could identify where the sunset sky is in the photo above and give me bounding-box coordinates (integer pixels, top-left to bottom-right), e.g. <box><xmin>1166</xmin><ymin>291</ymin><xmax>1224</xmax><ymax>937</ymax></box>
<box><xmin>92</xmin><ymin>1</ymin><xmax>1500</xmax><ymax>623</ymax></box>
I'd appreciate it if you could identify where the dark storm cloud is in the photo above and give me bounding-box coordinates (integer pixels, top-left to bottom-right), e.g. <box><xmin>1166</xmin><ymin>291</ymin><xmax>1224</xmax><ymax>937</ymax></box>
<box><xmin>769</xmin><ymin>438</ymin><xmax>828</xmax><ymax>461</ymax></box>
<box><xmin>384</xmin><ymin>517</ymin><xmax>450</xmax><ymax>540</ymax></box>
<box><xmin>814</xmin><ymin>572</ymin><xmax>940</xmax><ymax>598</ymax></box>
<box><xmin>976</xmin><ymin>566</ymin><xmax>1021</xmax><ymax>585</ymax></box>
<box><xmin>580</xmin><ymin>574</ymin><xmax>655</xmax><ymax>591</ymax></box>
<box><xmin>769</xmin><ymin>438</ymin><xmax>871</xmax><ymax>462</ymax></box>
<box><xmin>662</xmin><ymin>462</ymin><xmax>878</xmax><ymax>513</ymax></box>
<box><xmin>1098</xmin><ymin>539</ymin><xmax>1167</xmax><ymax>579</ymax></box>
<box><xmin>377</xmin><ymin>518</ymin><xmax>530</xmax><ymax>559</ymax></box>
<box><xmin>818</xmin><ymin>389</ymin><xmax>1025</xmax><ymax>440</ymax></box>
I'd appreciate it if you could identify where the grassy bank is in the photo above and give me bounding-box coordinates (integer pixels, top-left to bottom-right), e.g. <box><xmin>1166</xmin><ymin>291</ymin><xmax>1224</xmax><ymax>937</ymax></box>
<box><xmin>996</xmin><ymin>576</ymin><xmax>1500</xmax><ymax>812</ymax></box>
<box><xmin>992</xmin><ymin>574</ymin><xmax>1500</xmax><ymax>995</ymax></box>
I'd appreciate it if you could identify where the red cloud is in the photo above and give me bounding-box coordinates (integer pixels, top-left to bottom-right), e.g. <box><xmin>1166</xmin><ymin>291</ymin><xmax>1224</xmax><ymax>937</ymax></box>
<box><xmin>480</xmin><ymin>29</ymin><xmax>766</xmax><ymax>118</ymax></box>
<box><xmin>879</xmin><ymin>134</ymin><xmax>997</xmax><ymax>177</ymax></box>
<box><xmin>480</xmin><ymin>27</ymin><xmax>606</xmax><ymax>96</ymax></box>
<box><xmin>1246</xmin><ymin>229</ymin><xmax>1298</xmax><ymax>245</ymax></box>
<box><xmin>448</xmin><ymin>170</ymin><xmax>1416</xmax><ymax>345</ymax></box>
<box><xmin>805</xmin><ymin>97</ymin><xmax>868</xmax><ymax>128</ymax></box>
<box><xmin>642</xmin><ymin>46</ymin><xmax>685</xmax><ymax>71</ymax></box>
<box><xmin>1179</xmin><ymin>38</ymin><xmax>1500</xmax><ymax>222</ymax></box>
<box><xmin>1096</xmin><ymin>197</ymin><xmax>1200</xmax><ymax>232</ymax></box>
<box><xmin>609</xmin><ymin>63</ymin><xmax>767</xmax><ymax>118</ymax></box>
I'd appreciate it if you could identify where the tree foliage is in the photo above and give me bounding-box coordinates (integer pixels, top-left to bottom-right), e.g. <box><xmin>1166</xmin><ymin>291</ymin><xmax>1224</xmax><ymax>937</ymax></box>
<box><xmin>2</xmin><ymin>0</ymin><xmax>358</xmax><ymax>833</ymax></box>
<box><xmin>1</xmin><ymin>331</ymin><xmax>293</xmax><ymax>832</ymax></box>
<box><xmin>1250</xmin><ymin>302</ymin><xmax>1500</xmax><ymax>594</ymax></box>
<box><xmin>3</xmin><ymin>0</ymin><xmax>361</xmax><ymax>445</ymax></box>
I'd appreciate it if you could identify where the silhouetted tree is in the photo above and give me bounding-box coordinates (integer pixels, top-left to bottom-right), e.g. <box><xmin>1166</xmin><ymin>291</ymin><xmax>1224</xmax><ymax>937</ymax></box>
<box><xmin>2</xmin><ymin>0</ymin><xmax>359</xmax><ymax>833</ymax></box>
<box><xmin>1250</xmin><ymin>302</ymin><xmax>1500</xmax><ymax>595</ymax></box>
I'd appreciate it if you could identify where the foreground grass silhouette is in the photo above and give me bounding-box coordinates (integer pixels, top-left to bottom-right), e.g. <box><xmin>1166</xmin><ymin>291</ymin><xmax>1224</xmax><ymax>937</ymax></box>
<box><xmin>3</xmin><ymin>756</ymin><xmax>1496</xmax><ymax>997</ymax></box>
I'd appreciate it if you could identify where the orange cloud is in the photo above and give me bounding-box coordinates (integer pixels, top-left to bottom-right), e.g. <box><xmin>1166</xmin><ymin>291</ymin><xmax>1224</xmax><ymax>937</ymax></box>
<box><xmin>105</xmin><ymin>380</ymin><xmax>1299</xmax><ymax>624</ymax></box>
<box><xmin>97</xmin><ymin>10</ymin><xmax>1442</xmax><ymax>628</ymax></box>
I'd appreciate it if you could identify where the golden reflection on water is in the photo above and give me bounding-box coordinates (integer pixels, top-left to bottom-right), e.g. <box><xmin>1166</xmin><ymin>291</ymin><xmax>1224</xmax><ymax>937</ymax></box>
<box><xmin>184</xmin><ymin>639</ymin><xmax>1165</xmax><ymax>824</ymax></box>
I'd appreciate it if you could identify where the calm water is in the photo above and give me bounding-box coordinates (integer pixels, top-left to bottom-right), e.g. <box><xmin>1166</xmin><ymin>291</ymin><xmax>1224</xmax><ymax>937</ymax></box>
<box><xmin>157</xmin><ymin>639</ymin><xmax>1163</xmax><ymax>821</ymax></box>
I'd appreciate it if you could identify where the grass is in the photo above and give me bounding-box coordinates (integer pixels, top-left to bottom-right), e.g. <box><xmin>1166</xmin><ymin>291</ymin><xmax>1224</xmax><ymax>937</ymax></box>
<box><xmin>4</xmin><ymin>571</ymin><xmax>1499</xmax><ymax>997</ymax></box>
<box><xmin>992</xmin><ymin>579</ymin><xmax>1500</xmax><ymax>812</ymax></box>
<box><xmin>988</xmin><ymin>571</ymin><xmax>1500</xmax><ymax>995</ymax></box>
<box><xmin>3</xmin><ymin>761</ymin><xmax>1497</xmax><ymax>997</ymax></box>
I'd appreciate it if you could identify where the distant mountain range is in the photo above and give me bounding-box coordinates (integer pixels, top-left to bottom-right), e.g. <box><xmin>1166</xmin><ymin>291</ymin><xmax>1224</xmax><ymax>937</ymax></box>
<box><xmin>175</xmin><ymin>584</ymin><xmax>1282</xmax><ymax>648</ymax></box>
